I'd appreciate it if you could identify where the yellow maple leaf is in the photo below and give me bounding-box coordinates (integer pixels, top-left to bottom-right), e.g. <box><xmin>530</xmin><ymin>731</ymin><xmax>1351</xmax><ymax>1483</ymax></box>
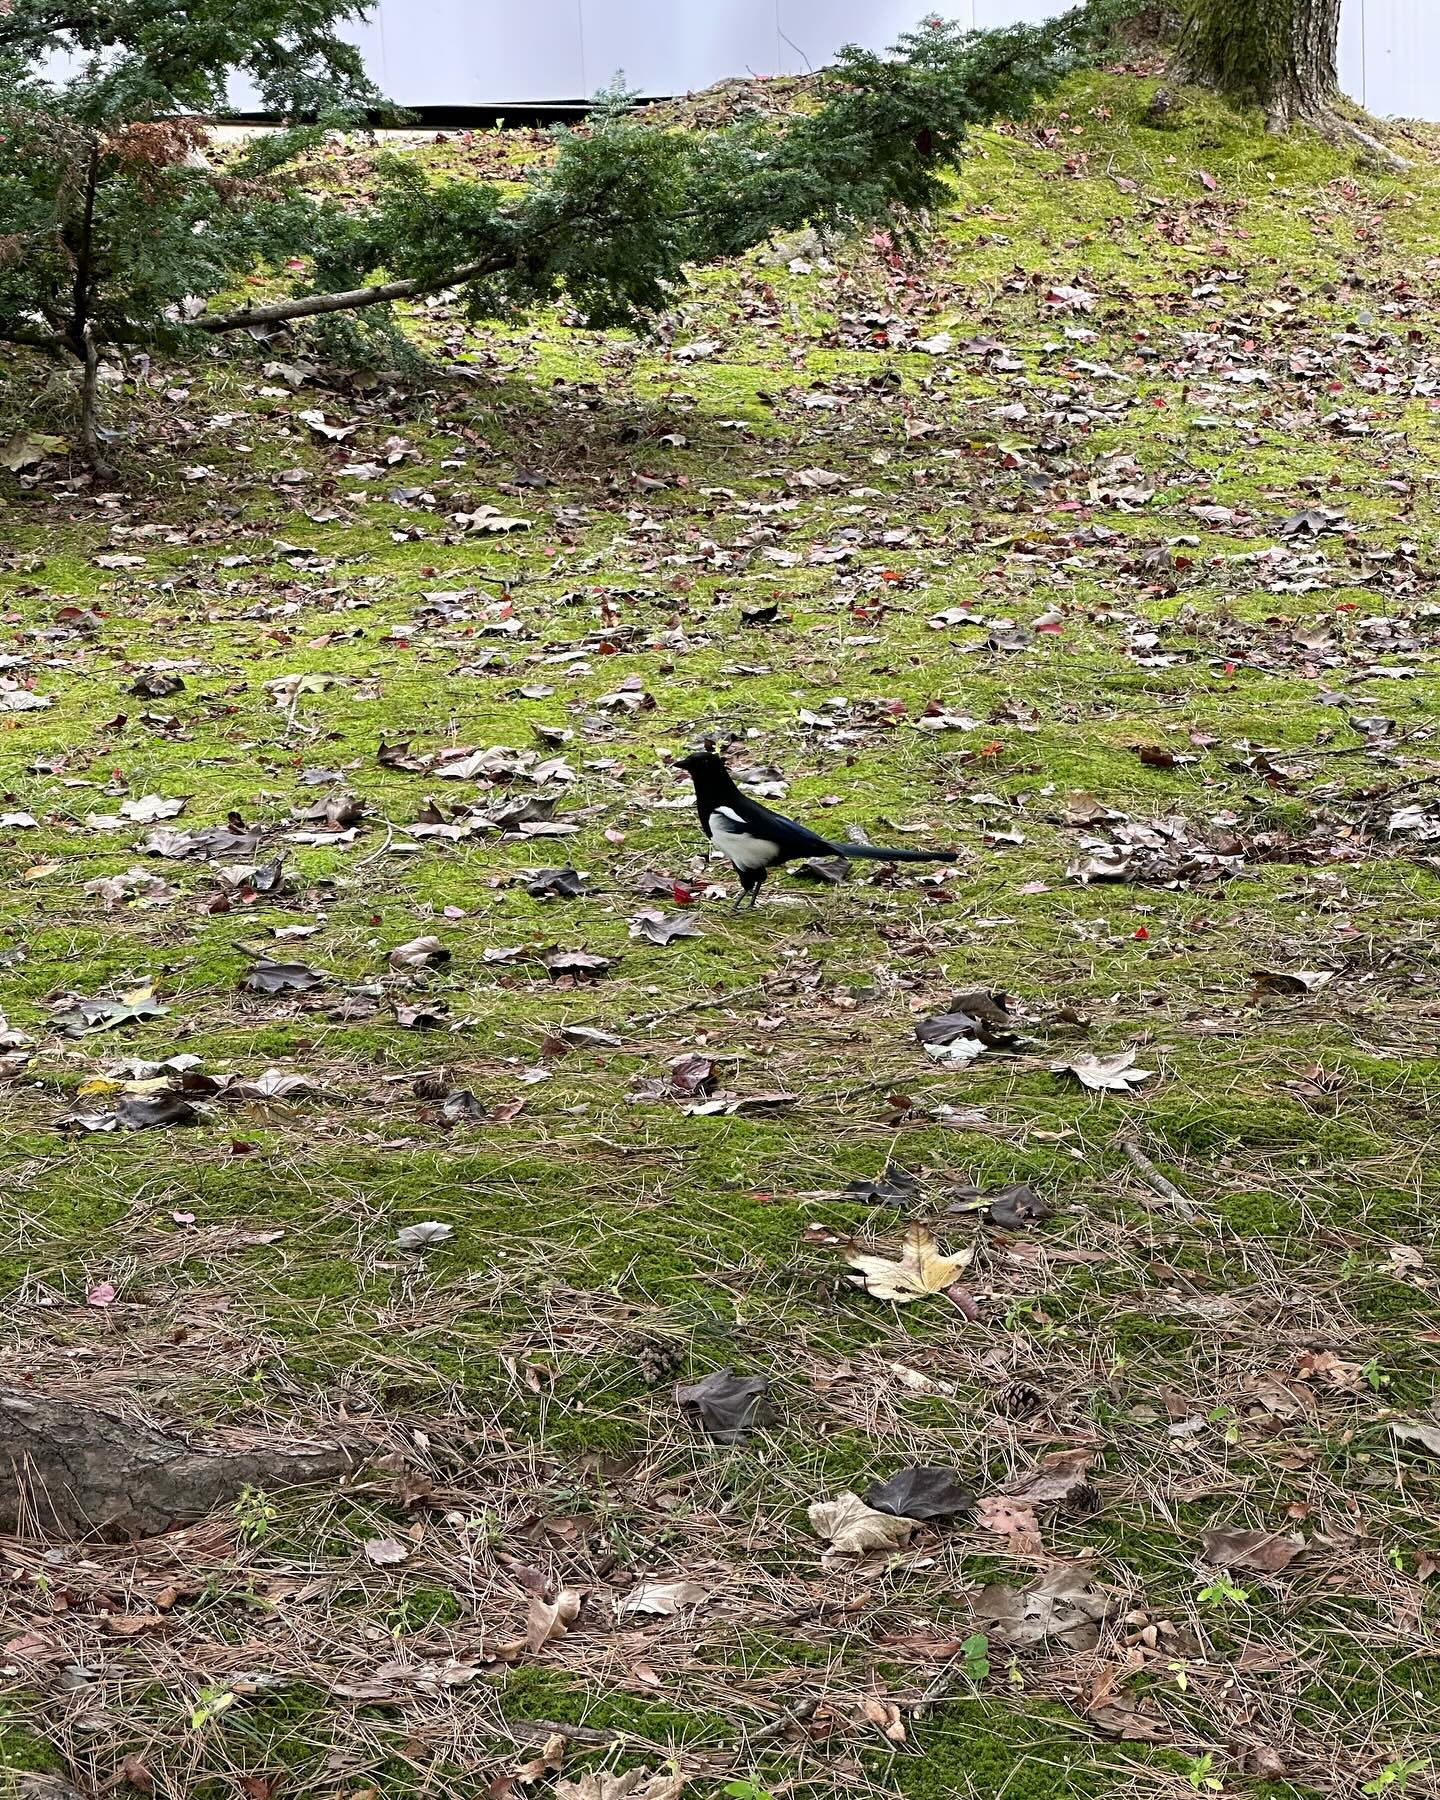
<box><xmin>845</xmin><ymin>1224</ymin><xmax>971</xmax><ymax>1303</ymax></box>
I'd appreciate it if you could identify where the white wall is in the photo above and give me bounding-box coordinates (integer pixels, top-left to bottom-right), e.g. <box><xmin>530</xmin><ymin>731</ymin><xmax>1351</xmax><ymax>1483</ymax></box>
<box><xmin>332</xmin><ymin>1</ymin><xmax>1435</xmax><ymax>116</ymax></box>
<box><xmin>216</xmin><ymin>0</ymin><xmax>1440</xmax><ymax>117</ymax></box>
<box><xmin>1338</xmin><ymin>0</ymin><xmax>1439</xmax><ymax>116</ymax></box>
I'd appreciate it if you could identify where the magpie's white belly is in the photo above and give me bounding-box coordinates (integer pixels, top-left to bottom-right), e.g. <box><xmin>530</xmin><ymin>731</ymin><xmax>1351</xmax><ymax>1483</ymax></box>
<box><xmin>709</xmin><ymin>809</ymin><xmax>778</xmax><ymax>873</ymax></box>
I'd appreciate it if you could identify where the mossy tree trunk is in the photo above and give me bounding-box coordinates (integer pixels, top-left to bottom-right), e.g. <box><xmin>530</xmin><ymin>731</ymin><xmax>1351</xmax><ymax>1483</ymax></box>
<box><xmin>1177</xmin><ymin>0</ymin><xmax>1339</xmax><ymax>129</ymax></box>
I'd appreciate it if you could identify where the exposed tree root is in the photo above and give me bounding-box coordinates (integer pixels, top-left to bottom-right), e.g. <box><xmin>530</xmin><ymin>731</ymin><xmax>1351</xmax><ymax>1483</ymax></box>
<box><xmin>1307</xmin><ymin>103</ymin><xmax>1410</xmax><ymax>168</ymax></box>
<box><xmin>0</xmin><ymin>1387</ymin><xmax>372</xmax><ymax>1540</ymax></box>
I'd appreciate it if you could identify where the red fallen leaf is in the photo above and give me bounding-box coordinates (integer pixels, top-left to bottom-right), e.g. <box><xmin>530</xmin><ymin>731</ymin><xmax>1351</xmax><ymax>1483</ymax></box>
<box><xmin>1198</xmin><ymin>168</ymin><xmax>1218</xmax><ymax>190</ymax></box>
<box><xmin>946</xmin><ymin>1283</ymin><xmax>981</xmax><ymax>1320</ymax></box>
<box><xmin>1134</xmin><ymin>927</ymin><xmax>1149</xmax><ymax>941</ymax></box>
<box><xmin>671</xmin><ymin>882</ymin><xmax>695</xmax><ymax>906</ymax></box>
<box><xmin>975</xmin><ymin>1494</ymin><xmax>1043</xmax><ymax>1553</ymax></box>
<box><xmin>493</xmin><ymin>1097</ymin><xmax>526</xmax><ymax>1123</ymax></box>
<box><xmin>116</xmin><ymin>1755</ymin><xmax>160</xmax><ymax>1793</ymax></box>
<box><xmin>803</xmin><ymin>1221</ymin><xmax>854</xmax><ymax>1248</ymax></box>
<box><xmin>229</xmin><ymin>1140</ymin><xmax>258</xmax><ymax>1156</ymax></box>
<box><xmin>86</xmin><ymin>1281</ymin><xmax>117</xmax><ymax>1308</ymax></box>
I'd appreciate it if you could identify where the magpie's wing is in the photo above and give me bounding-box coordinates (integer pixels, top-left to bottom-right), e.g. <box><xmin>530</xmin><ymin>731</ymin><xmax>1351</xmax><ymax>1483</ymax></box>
<box><xmin>729</xmin><ymin>792</ymin><xmax>837</xmax><ymax>858</ymax></box>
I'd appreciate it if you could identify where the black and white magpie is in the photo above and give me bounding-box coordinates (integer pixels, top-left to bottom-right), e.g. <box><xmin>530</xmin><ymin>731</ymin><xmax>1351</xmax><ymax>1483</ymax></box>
<box><xmin>677</xmin><ymin>750</ymin><xmax>957</xmax><ymax>908</ymax></box>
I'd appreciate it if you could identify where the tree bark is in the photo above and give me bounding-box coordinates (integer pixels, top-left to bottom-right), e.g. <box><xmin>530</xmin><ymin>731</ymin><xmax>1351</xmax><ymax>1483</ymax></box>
<box><xmin>1177</xmin><ymin>0</ymin><xmax>1339</xmax><ymax>127</ymax></box>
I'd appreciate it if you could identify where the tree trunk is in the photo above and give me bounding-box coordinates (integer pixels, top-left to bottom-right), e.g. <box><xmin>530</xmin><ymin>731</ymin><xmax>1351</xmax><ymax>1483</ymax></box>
<box><xmin>1177</xmin><ymin>0</ymin><xmax>1339</xmax><ymax>128</ymax></box>
<box><xmin>67</xmin><ymin>135</ymin><xmax>108</xmax><ymax>478</ymax></box>
<box><xmin>78</xmin><ymin>326</ymin><xmax>102</xmax><ymax>474</ymax></box>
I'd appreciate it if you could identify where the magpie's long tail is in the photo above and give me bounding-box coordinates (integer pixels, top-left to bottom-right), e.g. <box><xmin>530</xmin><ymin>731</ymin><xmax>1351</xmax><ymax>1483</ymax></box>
<box><xmin>832</xmin><ymin>844</ymin><xmax>958</xmax><ymax>863</ymax></box>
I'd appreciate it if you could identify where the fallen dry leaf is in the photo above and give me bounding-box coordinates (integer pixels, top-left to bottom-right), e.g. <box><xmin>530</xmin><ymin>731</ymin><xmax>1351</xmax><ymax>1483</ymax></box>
<box><xmin>618</xmin><ymin>1579</ymin><xmax>708</xmax><ymax>1617</ymax></box>
<box><xmin>515</xmin><ymin>1731</ymin><xmax>567</xmax><ymax>1785</ymax></box>
<box><xmin>809</xmin><ymin>1491</ymin><xmax>913</xmax><ymax>1556</ymax></box>
<box><xmin>674</xmin><ymin>1368</ymin><xmax>776</xmax><ymax>1443</ymax></box>
<box><xmin>1055</xmin><ymin>1049</ymin><xmax>1154</xmax><ymax>1093</ymax></box>
<box><xmin>859</xmin><ymin>1695</ymin><xmax>907</xmax><ymax>1741</ymax></box>
<box><xmin>972</xmin><ymin>1567</ymin><xmax>1117</xmax><ymax>1651</ymax></box>
<box><xmin>845</xmin><ymin>1223</ymin><xmax>972</xmax><ymax>1303</ymax></box>
<box><xmin>999</xmin><ymin>1449</ymin><xmax>1095</xmax><ymax>1508</ymax></box>
<box><xmin>556</xmin><ymin>1771</ymin><xmax>684</xmax><ymax>1800</ymax></box>
<box><xmin>1201</xmin><ymin>1527</ymin><xmax>1304</xmax><ymax>1572</ymax></box>
<box><xmin>363</xmin><ymin>1536</ymin><xmax>410</xmax><ymax>1567</ymax></box>
<box><xmin>864</xmin><ymin>1466</ymin><xmax>973</xmax><ymax>1521</ymax></box>
<box><xmin>395</xmin><ymin>1220</ymin><xmax>454</xmax><ymax>1251</ymax></box>
<box><xmin>1390</xmin><ymin>1419</ymin><xmax>1440</xmax><ymax>1458</ymax></box>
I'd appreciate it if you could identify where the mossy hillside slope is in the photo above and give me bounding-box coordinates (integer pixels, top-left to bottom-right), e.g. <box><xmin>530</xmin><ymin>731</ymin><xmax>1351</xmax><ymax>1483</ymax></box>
<box><xmin>1</xmin><ymin>71</ymin><xmax>1438</xmax><ymax>1800</ymax></box>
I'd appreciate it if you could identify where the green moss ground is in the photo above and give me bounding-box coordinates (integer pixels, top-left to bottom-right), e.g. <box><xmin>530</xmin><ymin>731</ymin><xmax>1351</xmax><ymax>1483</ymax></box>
<box><xmin>2</xmin><ymin>70</ymin><xmax>1438</xmax><ymax>1800</ymax></box>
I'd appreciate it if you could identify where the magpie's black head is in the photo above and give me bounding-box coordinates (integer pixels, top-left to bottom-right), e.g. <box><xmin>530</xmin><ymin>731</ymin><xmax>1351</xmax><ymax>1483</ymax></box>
<box><xmin>676</xmin><ymin>750</ymin><xmax>725</xmax><ymax>780</ymax></box>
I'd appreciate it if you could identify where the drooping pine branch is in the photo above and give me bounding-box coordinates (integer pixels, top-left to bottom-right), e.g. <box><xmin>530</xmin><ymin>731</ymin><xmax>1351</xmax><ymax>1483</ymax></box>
<box><xmin>191</xmin><ymin>0</ymin><xmax>1140</xmax><ymax>342</ymax></box>
<box><xmin>192</xmin><ymin>256</ymin><xmax>511</xmax><ymax>334</ymax></box>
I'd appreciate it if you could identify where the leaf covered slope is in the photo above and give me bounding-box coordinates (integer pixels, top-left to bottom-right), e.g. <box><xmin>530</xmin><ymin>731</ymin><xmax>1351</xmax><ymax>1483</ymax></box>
<box><xmin>2</xmin><ymin>68</ymin><xmax>1440</xmax><ymax>1800</ymax></box>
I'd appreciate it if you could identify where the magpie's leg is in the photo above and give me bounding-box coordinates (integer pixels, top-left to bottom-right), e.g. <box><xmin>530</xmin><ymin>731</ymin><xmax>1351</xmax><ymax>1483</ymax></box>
<box><xmin>731</xmin><ymin>886</ymin><xmax>748</xmax><ymax>912</ymax></box>
<box><xmin>747</xmin><ymin>871</ymin><xmax>767</xmax><ymax>909</ymax></box>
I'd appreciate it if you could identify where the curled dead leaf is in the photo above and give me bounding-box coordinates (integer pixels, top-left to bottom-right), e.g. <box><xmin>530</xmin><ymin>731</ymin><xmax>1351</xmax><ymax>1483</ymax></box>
<box><xmin>526</xmin><ymin>1587</ymin><xmax>582</xmax><ymax>1654</ymax></box>
<box><xmin>617</xmin><ymin>1578</ymin><xmax>707</xmax><ymax>1617</ymax></box>
<box><xmin>514</xmin><ymin>1731</ymin><xmax>567</xmax><ymax>1785</ymax></box>
<box><xmin>363</xmin><ymin>1536</ymin><xmax>410</xmax><ymax>1567</ymax></box>
<box><xmin>999</xmin><ymin>1449</ymin><xmax>1096</xmax><ymax>1508</ymax></box>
